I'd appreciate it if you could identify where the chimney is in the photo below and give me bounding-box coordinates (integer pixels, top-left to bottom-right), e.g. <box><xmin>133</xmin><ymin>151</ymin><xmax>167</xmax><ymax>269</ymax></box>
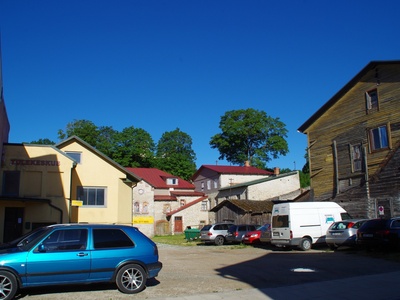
<box><xmin>274</xmin><ymin>167</ymin><xmax>280</xmax><ymax>176</ymax></box>
<box><xmin>245</xmin><ymin>160</ymin><xmax>250</xmax><ymax>167</ymax></box>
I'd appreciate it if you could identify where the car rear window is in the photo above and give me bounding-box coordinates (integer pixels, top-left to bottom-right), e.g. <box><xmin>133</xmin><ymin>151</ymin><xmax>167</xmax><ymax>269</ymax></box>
<box><xmin>361</xmin><ymin>219</ymin><xmax>387</xmax><ymax>230</ymax></box>
<box><xmin>201</xmin><ymin>225</ymin><xmax>212</xmax><ymax>231</ymax></box>
<box><xmin>93</xmin><ymin>229</ymin><xmax>134</xmax><ymax>249</ymax></box>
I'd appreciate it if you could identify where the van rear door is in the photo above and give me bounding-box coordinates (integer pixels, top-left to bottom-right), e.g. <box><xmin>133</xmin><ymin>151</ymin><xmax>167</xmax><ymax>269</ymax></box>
<box><xmin>271</xmin><ymin>214</ymin><xmax>291</xmax><ymax>245</ymax></box>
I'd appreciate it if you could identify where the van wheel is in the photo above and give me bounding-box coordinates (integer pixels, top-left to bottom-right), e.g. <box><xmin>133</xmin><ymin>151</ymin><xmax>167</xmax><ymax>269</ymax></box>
<box><xmin>299</xmin><ymin>238</ymin><xmax>312</xmax><ymax>251</ymax></box>
<box><xmin>214</xmin><ymin>236</ymin><xmax>224</xmax><ymax>246</ymax></box>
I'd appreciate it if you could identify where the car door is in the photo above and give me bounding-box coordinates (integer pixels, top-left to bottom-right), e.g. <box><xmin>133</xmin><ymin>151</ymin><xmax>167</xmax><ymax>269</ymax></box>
<box><xmin>25</xmin><ymin>228</ymin><xmax>91</xmax><ymax>286</ymax></box>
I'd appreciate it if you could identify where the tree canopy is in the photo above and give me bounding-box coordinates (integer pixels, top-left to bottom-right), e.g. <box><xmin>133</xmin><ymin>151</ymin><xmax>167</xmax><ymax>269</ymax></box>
<box><xmin>155</xmin><ymin>128</ymin><xmax>197</xmax><ymax>180</ymax></box>
<box><xmin>210</xmin><ymin>108</ymin><xmax>289</xmax><ymax>169</ymax></box>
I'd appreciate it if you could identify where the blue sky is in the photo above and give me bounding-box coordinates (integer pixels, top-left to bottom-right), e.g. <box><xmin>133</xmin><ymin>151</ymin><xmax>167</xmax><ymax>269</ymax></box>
<box><xmin>1</xmin><ymin>1</ymin><xmax>400</xmax><ymax>170</ymax></box>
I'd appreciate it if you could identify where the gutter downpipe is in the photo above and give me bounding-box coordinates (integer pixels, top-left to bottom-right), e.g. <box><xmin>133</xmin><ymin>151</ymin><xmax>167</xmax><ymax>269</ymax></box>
<box><xmin>69</xmin><ymin>162</ymin><xmax>78</xmax><ymax>223</ymax></box>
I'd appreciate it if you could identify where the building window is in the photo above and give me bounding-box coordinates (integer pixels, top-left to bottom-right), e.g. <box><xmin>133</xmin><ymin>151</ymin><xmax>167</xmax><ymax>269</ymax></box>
<box><xmin>365</xmin><ymin>89</ymin><xmax>379</xmax><ymax>112</ymax></box>
<box><xmin>213</xmin><ymin>179</ymin><xmax>218</xmax><ymax>189</ymax></box>
<box><xmin>166</xmin><ymin>178</ymin><xmax>178</xmax><ymax>185</ymax></box>
<box><xmin>201</xmin><ymin>182</ymin><xmax>204</xmax><ymax>191</ymax></box>
<box><xmin>201</xmin><ymin>201</ymin><xmax>208</xmax><ymax>211</ymax></box>
<box><xmin>350</xmin><ymin>144</ymin><xmax>362</xmax><ymax>172</ymax></box>
<box><xmin>77</xmin><ymin>186</ymin><xmax>106</xmax><ymax>206</ymax></box>
<box><xmin>66</xmin><ymin>151</ymin><xmax>82</xmax><ymax>164</ymax></box>
<box><xmin>180</xmin><ymin>199</ymin><xmax>186</xmax><ymax>206</ymax></box>
<box><xmin>369</xmin><ymin>125</ymin><xmax>389</xmax><ymax>151</ymax></box>
<box><xmin>207</xmin><ymin>180</ymin><xmax>211</xmax><ymax>190</ymax></box>
<box><xmin>163</xmin><ymin>204</ymin><xmax>171</xmax><ymax>213</ymax></box>
<box><xmin>2</xmin><ymin>171</ymin><xmax>20</xmax><ymax>196</ymax></box>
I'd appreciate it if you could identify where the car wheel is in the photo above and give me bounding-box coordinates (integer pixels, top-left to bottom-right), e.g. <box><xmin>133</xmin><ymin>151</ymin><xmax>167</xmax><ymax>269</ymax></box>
<box><xmin>299</xmin><ymin>238</ymin><xmax>312</xmax><ymax>251</ymax></box>
<box><xmin>116</xmin><ymin>264</ymin><xmax>147</xmax><ymax>294</ymax></box>
<box><xmin>328</xmin><ymin>244</ymin><xmax>337</xmax><ymax>250</ymax></box>
<box><xmin>0</xmin><ymin>271</ymin><xmax>18</xmax><ymax>300</ymax></box>
<box><xmin>214</xmin><ymin>236</ymin><xmax>224</xmax><ymax>246</ymax></box>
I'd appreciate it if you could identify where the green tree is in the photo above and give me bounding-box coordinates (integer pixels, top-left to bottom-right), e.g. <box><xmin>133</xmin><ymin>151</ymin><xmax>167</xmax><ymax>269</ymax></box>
<box><xmin>155</xmin><ymin>128</ymin><xmax>197</xmax><ymax>180</ymax></box>
<box><xmin>58</xmin><ymin>119</ymin><xmax>99</xmax><ymax>146</ymax></box>
<box><xmin>113</xmin><ymin>126</ymin><xmax>155</xmax><ymax>167</ymax></box>
<box><xmin>96</xmin><ymin>126</ymin><xmax>118</xmax><ymax>158</ymax></box>
<box><xmin>210</xmin><ymin>108</ymin><xmax>289</xmax><ymax>168</ymax></box>
<box><xmin>30</xmin><ymin>138</ymin><xmax>55</xmax><ymax>145</ymax></box>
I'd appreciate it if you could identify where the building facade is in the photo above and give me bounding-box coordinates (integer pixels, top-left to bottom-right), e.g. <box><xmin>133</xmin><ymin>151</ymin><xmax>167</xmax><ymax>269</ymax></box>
<box><xmin>0</xmin><ymin>136</ymin><xmax>141</xmax><ymax>243</ymax></box>
<box><xmin>299</xmin><ymin>61</ymin><xmax>400</xmax><ymax>219</ymax></box>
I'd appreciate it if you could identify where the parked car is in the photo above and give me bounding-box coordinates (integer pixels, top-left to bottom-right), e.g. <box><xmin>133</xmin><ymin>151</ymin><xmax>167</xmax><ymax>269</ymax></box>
<box><xmin>225</xmin><ymin>224</ymin><xmax>258</xmax><ymax>244</ymax></box>
<box><xmin>200</xmin><ymin>222</ymin><xmax>234</xmax><ymax>246</ymax></box>
<box><xmin>243</xmin><ymin>224</ymin><xmax>271</xmax><ymax>245</ymax></box>
<box><xmin>0</xmin><ymin>224</ymin><xmax>162</xmax><ymax>299</ymax></box>
<box><xmin>325</xmin><ymin>219</ymin><xmax>368</xmax><ymax>250</ymax></box>
<box><xmin>357</xmin><ymin>217</ymin><xmax>400</xmax><ymax>249</ymax></box>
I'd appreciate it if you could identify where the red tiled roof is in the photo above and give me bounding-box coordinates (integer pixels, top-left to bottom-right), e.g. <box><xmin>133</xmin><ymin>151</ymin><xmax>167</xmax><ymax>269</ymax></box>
<box><xmin>192</xmin><ymin>165</ymin><xmax>273</xmax><ymax>179</ymax></box>
<box><xmin>170</xmin><ymin>191</ymin><xmax>205</xmax><ymax>197</ymax></box>
<box><xmin>166</xmin><ymin>196</ymin><xmax>208</xmax><ymax>217</ymax></box>
<box><xmin>154</xmin><ymin>195</ymin><xmax>177</xmax><ymax>201</ymax></box>
<box><xmin>126</xmin><ymin>168</ymin><xmax>195</xmax><ymax>189</ymax></box>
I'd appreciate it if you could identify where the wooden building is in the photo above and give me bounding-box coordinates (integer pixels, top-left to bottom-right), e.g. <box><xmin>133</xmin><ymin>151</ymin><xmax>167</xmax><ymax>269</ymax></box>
<box><xmin>210</xmin><ymin>199</ymin><xmax>273</xmax><ymax>225</ymax></box>
<box><xmin>298</xmin><ymin>61</ymin><xmax>400</xmax><ymax>219</ymax></box>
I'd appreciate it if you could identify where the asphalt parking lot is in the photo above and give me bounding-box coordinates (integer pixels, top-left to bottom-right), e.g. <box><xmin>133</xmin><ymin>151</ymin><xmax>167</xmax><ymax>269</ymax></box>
<box><xmin>16</xmin><ymin>243</ymin><xmax>400</xmax><ymax>299</ymax></box>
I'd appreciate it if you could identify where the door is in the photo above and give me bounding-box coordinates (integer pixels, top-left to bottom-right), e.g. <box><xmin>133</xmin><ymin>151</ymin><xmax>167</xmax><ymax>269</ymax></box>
<box><xmin>26</xmin><ymin>228</ymin><xmax>90</xmax><ymax>285</ymax></box>
<box><xmin>3</xmin><ymin>207</ymin><xmax>24</xmax><ymax>242</ymax></box>
<box><xmin>174</xmin><ymin>216</ymin><xmax>183</xmax><ymax>233</ymax></box>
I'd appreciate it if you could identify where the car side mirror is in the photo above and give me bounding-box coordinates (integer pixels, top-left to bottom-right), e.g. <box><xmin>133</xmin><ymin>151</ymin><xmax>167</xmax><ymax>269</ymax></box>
<box><xmin>38</xmin><ymin>244</ymin><xmax>47</xmax><ymax>253</ymax></box>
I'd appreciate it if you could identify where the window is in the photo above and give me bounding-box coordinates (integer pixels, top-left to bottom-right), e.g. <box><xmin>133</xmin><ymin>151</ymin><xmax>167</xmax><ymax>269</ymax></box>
<box><xmin>180</xmin><ymin>199</ymin><xmax>186</xmax><ymax>206</ymax></box>
<box><xmin>77</xmin><ymin>187</ymin><xmax>106</xmax><ymax>206</ymax></box>
<box><xmin>201</xmin><ymin>201</ymin><xmax>208</xmax><ymax>211</ymax></box>
<box><xmin>166</xmin><ymin>178</ymin><xmax>178</xmax><ymax>185</ymax></box>
<box><xmin>207</xmin><ymin>180</ymin><xmax>211</xmax><ymax>190</ymax></box>
<box><xmin>350</xmin><ymin>144</ymin><xmax>362</xmax><ymax>172</ymax></box>
<box><xmin>213</xmin><ymin>179</ymin><xmax>218</xmax><ymax>189</ymax></box>
<box><xmin>365</xmin><ymin>89</ymin><xmax>379</xmax><ymax>111</ymax></box>
<box><xmin>42</xmin><ymin>229</ymin><xmax>88</xmax><ymax>251</ymax></box>
<box><xmin>201</xmin><ymin>182</ymin><xmax>204</xmax><ymax>191</ymax></box>
<box><xmin>93</xmin><ymin>229</ymin><xmax>134</xmax><ymax>248</ymax></box>
<box><xmin>66</xmin><ymin>151</ymin><xmax>82</xmax><ymax>163</ymax></box>
<box><xmin>369</xmin><ymin>125</ymin><xmax>389</xmax><ymax>151</ymax></box>
<box><xmin>2</xmin><ymin>171</ymin><xmax>20</xmax><ymax>196</ymax></box>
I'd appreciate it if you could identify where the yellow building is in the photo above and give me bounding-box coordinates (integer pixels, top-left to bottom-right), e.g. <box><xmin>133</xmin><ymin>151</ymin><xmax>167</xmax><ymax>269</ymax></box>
<box><xmin>0</xmin><ymin>136</ymin><xmax>140</xmax><ymax>243</ymax></box>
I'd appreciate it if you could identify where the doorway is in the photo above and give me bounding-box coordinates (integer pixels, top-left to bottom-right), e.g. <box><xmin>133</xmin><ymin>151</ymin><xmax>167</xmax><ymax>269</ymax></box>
<box><xmin>3</xmin><ymin>207</ymin><xmax>24</xmax><ymax>242</ymax></box>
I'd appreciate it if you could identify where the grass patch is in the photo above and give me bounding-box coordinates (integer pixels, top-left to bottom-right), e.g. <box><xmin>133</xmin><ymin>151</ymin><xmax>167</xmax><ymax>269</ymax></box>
<box><xmin>152</xmin><ymin>234</ymin><xmax>250</xmax><ymax>249</ymax></box>
<box><xmin>152</xmin><ymin>234</ymin><xmax>201</xmax><ymax>246</ymax></box>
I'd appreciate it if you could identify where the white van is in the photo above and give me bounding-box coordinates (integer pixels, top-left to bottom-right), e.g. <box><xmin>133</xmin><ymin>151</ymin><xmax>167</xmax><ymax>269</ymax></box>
<box><xmin>270</xmin><ymin>202</ymin><xmax>351</xmax><ymax>250</ymax></box>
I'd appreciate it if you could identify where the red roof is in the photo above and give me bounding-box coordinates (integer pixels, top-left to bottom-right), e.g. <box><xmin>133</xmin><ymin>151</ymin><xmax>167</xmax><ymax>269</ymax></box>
<box><xmin>126</xmin><ymin>168</ymin><xmax>195</xmax><ymax>189</ymax></box>
<box><xmin>192</xmin><ymin>165</ymin><xmax>273</xmax><ymax>180</ymax></box>
<box><xmin>166</xmin><ymin>196</ymin><xmax>208</xmax><ymax>217</ymax></box>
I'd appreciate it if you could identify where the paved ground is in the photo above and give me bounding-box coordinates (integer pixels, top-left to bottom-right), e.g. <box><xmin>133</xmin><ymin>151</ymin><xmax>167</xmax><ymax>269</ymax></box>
<box><xmin>16</xmin><ymin>243</ymin><xmax>400</xmax><ymax>299</ymax></box>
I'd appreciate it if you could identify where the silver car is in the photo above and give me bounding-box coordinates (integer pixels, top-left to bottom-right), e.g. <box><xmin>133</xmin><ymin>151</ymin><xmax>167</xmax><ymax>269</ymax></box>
<box><xmin>326</xmin><ymin>219</ymin><xmax>368</xmax><ymax>250</ymax></box>
<box><xmin>200</xmin><ymin>222</ymin><xmax>234</xmax><ymax>246</ymax></box>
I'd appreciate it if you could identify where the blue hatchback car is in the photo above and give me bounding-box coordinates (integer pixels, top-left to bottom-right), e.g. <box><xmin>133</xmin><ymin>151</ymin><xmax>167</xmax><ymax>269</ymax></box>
<box><xmin>0</xmin><ymin>224</ymin><xmax>162</xmax><ymax>300</ymax></box>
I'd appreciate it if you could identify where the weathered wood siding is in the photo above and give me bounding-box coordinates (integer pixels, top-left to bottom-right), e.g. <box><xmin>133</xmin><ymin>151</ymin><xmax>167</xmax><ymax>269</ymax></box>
<box><xmin>304</xmin><ymin>63</ymin><xmax>400</xmax><ymax>218</ymax></box>
<box><xmin>214</xmin><ymin>202</ymin><xmax>271</xmax><ymax>225</ymax></box>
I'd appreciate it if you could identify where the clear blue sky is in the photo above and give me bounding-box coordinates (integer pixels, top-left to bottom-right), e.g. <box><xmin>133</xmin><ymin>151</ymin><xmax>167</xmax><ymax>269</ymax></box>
<box><xmin>1</xmin><ymin>0</ymin><xmax>400</xmax><ymax>170</ymax></box>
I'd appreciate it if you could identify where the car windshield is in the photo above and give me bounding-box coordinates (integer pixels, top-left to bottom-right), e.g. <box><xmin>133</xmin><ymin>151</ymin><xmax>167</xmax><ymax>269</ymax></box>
<box><xmin>257</xmin><ymin>224</ymin><xmax>270</xmax><ymax>231</ymax></box>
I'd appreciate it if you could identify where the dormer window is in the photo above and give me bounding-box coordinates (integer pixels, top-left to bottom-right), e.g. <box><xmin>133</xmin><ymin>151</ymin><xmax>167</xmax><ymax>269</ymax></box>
<box><xmin>166</xmin><ymin>178</ymin><xmax>178</xmax><ymax>185</ymax></box>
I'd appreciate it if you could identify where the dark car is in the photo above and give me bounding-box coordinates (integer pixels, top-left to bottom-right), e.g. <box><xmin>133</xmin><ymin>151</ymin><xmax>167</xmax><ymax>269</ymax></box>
<box><xmin>243</xmin><ymin>224</ymin><xmax>271</xmax><ymax>245</ymax></box>
<box><xmin>0</xmin><ymin>224</ymin><xmax>162</xmax><ymax>300</ymax></box>
<box><xmin>357</xmin><ymin>217</ymin><xmax>400</xmax><ymax>249</ymax></box>
<box><xmin>225</xmin><ymin>224</ymin><xmax>258</xmax><ymax>244</ymax></box>
<box><xmin>325</xmin><ymin>219</ymin><xmax>368</xmax><ymax>250</ymax></box>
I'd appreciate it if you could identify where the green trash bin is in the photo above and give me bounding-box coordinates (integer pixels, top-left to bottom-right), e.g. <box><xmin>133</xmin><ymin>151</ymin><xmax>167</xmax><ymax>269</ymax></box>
<box><xmin>184</xmin><ymin>228</ymin><xmax>200</xmax><ymax>241</ymax></box>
